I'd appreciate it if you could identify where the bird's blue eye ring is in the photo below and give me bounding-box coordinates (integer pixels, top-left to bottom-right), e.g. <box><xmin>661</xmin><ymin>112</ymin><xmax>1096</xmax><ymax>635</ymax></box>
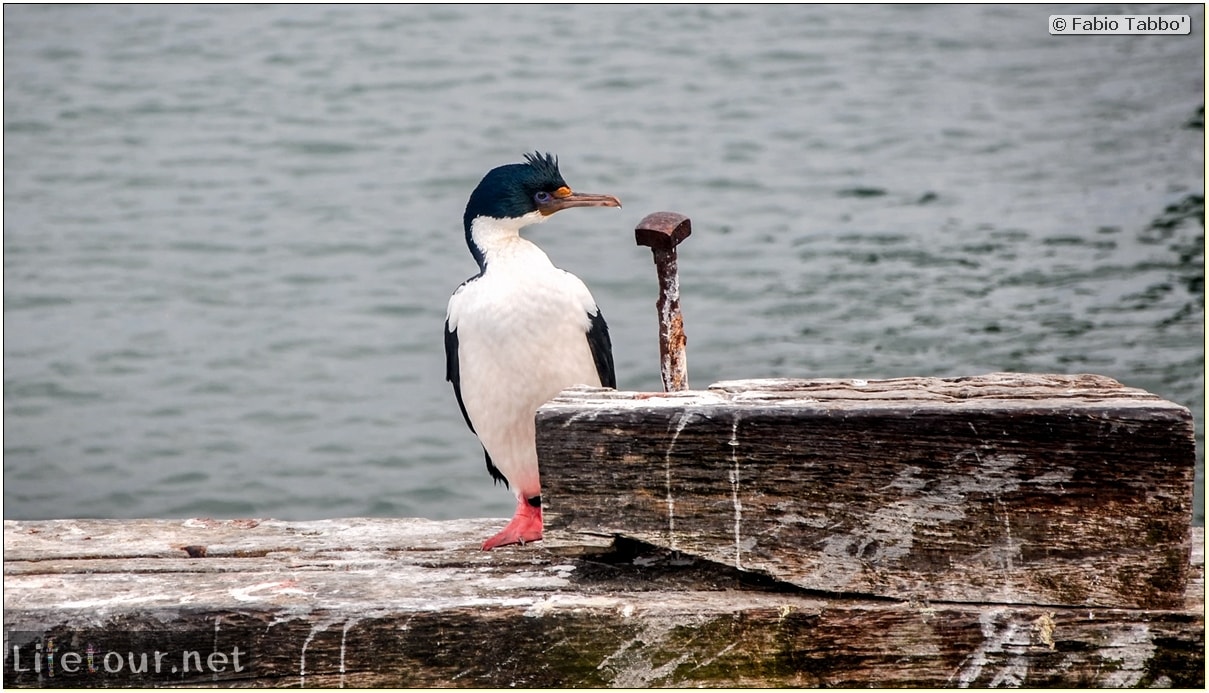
<box><xmin>534</xmin><ymin>191</ymin><xmax>553</xmax><ymax>204</ymax></box>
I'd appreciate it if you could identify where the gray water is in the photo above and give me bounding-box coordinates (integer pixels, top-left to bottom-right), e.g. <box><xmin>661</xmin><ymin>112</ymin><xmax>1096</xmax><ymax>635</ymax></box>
<box><xmin>5</xmin><ymin>4</ymin><xmax>1204</xmax><ymax>524</ymax></box>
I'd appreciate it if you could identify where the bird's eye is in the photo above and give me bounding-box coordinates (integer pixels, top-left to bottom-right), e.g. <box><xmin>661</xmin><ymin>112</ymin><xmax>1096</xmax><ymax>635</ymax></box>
<box><xmin>534</xmin><ymin>191</ymin><xmax>553</xmax><ymax>204</ymax></box>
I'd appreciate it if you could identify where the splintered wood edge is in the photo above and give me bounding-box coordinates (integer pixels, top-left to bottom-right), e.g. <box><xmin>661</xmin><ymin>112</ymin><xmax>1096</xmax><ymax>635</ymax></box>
<box><xmin>548</xmin><ymin>530</ymin><xmax>1203</xmax><ymax>612</ymax></box>
<box><xmin>1</xmin><ymin>517</ymin><xmax>510</xmax><ymax>562</ymax></box>
<box><xmin>709</xmin><ymin>373</ymin><xmax>1160</xmax><ymax>400</ymax></box>
<box><xmin>544</xmin><ymin>373</ymin><xmax>1180</xmax><ymax>408</ymax></box>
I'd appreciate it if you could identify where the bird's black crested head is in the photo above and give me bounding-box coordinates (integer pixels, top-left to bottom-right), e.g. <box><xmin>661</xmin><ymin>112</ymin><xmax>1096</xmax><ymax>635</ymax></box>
<box><xmin>463</xmin><ymin>151</ymin><xmax>568</xmax><ymax>231</ymax></box>
<box><xmin>461</xmin><ymin>152</ymin><xmax>621</xmax><ymax>272</ymax></box>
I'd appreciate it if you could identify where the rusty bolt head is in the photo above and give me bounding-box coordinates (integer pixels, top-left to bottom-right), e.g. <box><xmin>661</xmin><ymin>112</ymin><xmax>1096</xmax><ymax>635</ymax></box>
<box><xmin>635</xmin><ymin>211</ymin><xmax>691</xmax><ymax>250</ymax></box>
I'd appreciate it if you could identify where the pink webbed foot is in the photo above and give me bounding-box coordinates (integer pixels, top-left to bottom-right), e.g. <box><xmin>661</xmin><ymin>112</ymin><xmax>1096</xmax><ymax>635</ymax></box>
<box><xmin>481</xmin><ymin>497</ymin><xmax>543</xmax><ymax>550</ymax></box>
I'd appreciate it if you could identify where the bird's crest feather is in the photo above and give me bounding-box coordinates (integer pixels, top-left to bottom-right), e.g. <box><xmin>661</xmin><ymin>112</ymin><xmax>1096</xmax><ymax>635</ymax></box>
<box><xmin>523</xmin><ymin>151</ymin><xmax>561</xmax><ymax>181</ymax></box>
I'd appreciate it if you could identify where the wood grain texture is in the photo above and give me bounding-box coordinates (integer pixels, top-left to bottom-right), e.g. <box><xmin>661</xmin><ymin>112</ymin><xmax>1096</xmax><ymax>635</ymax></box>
<box><xmin>536</xmin><ymin>373</ymin><xmax>1197</xmax><ymax>609</ymax></box>
<box><xmin>3</xmin><ymin>518</ymin><xmax>1203</xmax><ymax>687</ymax></box>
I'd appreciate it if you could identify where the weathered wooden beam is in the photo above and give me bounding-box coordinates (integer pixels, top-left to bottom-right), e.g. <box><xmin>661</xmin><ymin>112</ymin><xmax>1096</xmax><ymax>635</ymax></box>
<box><xmin>537</xmin><ymin>373</ymin><xmax>1197</xmax><ymax>610</ymax></box>
<box><xmin>2</xmin><ymin>518</ymin><xmax>1203</xmax><ymax>687</ymax></box>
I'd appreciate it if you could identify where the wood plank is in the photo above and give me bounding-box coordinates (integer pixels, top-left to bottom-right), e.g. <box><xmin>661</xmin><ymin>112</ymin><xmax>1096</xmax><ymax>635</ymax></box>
<box><xmin>536</xmin><ymin>373</ymin><xmax>1197</xmax><ymax>609</ymax></box>
<box><xmin>3</xmin><ymin>519</ymin><xmax>1203</xmax><ymax>687</ymax></box>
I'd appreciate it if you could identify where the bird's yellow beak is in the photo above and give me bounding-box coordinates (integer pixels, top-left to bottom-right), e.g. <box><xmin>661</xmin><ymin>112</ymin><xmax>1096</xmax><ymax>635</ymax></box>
<box><xmin>538</xmin><ymin>186</ymin><xmax>622</xmax><ymax>216</ymax></box>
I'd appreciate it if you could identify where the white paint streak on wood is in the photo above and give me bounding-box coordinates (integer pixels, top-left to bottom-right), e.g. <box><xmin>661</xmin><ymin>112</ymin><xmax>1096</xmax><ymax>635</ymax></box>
<box><xmin>729</xmin><ymin>416</ymin><xmax>743</xmax><ymax>570</ymax></box>
<box><xmin>690</xmin><ymin>641</ymin><xmax>738</xmax><ymax>673</ymax></box>
<box><xmin>210</xmin><ymin>617</ymin><xmax>223</xmax><ymax>685</ymax></box>
<box><xmin>951</xmin><ymin>608</ymin><xmax>1031</xmax><ymax>688</ymax></box>
<box><xmin>299</xmin><ymin>622</ymin><xmax>320</xmax><ymax>687</ymax></box>
<box><xmin>597</xmin><ymin>614</ymin><xmax>702</xmax><ymax>688</ymax></box>
<box><xmin>664</xmin><ymin>411</ymin><xmax>695</xmax><ymax>551</ymax></box>
<box><xmin>997</xmin><ymin>495</ymin><xmax>1016</xmax><ymax>599</ymax></box>
<box><xmin>338</xmin><ymin>619</ymin><xmax>361</xmax><ymax>689</ymax></box>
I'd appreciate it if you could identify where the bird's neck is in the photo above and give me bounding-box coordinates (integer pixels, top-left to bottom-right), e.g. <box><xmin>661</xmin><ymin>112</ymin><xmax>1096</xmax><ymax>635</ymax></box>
<box><xmin>465</xmin><ymin>213</ymin><xmax>551</xmax><ymax>273</ymax></box>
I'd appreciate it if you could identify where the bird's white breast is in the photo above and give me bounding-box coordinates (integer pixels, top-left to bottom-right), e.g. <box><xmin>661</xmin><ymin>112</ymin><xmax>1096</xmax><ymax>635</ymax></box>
<box><xmin>448</xmin><ymin>237</ymin><xmax>600</xmax><ymax>398</ymax></box>
<box><xmin>446</xmin><ymin>233</ymin><xmax>603</xmax><ymax>492</ymax></box>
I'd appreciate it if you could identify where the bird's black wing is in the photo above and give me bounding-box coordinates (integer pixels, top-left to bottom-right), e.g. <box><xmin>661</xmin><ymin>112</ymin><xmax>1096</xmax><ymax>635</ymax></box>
<box><xmin>586</xmin><ymin>309</ymin><xmax>617</xmax><ymax>389</ymax></box>
<box><xmin>445</xmin><ymin>318</ymin><xmax>508</xmax><ymax>487</ymax></box>
<box><xmin>444</xmin><ymin>319</ymin><xmax>475</xmax><ymax>433</ymax></box>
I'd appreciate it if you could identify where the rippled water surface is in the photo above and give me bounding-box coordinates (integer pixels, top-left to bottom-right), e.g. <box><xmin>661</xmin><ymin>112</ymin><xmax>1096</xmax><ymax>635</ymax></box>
<box><xmin>5</xmin><ymin>4</ymin><xmax>1204</xmax><ymax>522</ymax></box>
